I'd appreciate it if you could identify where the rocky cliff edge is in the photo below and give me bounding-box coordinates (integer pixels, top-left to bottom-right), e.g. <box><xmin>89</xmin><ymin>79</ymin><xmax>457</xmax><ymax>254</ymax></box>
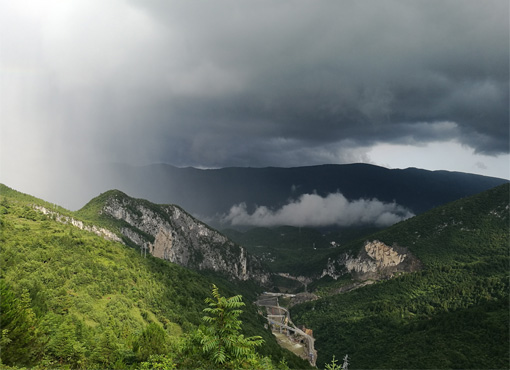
<box><xmin>95</xmin><ymin>191</ymin><xmax>270</xmax><ymax>284</ymax></box>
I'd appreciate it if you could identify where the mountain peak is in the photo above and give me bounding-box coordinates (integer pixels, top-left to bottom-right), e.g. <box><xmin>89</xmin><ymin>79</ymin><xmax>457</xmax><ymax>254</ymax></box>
<box><xmin>77</xmin><ymin>189</ymin><xmax>270</xmax><ymax>283</ymax></box>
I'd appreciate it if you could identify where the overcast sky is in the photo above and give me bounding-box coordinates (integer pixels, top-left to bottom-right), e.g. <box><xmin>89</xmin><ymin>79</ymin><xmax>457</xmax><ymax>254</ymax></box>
<box><xmin>1</xmin><ymin>0</ymin><xmax>509</xmax><ymax>201</ymax></box>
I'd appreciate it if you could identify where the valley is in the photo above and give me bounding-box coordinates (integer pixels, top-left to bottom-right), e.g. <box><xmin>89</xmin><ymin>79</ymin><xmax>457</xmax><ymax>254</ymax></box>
<box><xmin>2</xmin><ymin>2</ymin><xmax>508</xmax><ymax>368</ymax></box>
<box><xmin>291</xmin><ymin>184</ymin><xmax>509</xmax><ymax>368</ymax></box>
<box><xmin>0</xmin><ymin>181</ymin><xmax>508</xmax><ymax>369</ymax></box>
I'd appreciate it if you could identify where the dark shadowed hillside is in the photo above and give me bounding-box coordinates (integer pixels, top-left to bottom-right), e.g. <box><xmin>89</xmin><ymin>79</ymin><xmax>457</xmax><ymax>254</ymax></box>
<box><xmin>291</xmin><ymin>184</ymin><xmax>510</xmax><ymax>369</ymax></box>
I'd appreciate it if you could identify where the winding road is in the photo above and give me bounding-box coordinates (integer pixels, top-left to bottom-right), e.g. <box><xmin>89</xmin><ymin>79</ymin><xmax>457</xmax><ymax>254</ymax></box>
<box><xmin>256</xmin><ymin>293</ymin><xmax>317</xmax><ymax>366</ymax></box>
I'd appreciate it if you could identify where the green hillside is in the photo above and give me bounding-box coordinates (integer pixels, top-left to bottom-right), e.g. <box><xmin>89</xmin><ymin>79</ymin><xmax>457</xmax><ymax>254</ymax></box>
<box><xmin>2</xmin><ymin>182</ymin><xmax>508</xmax><ymax>368</ymax></box>
<box><xmin>0</xmin><ymin>185</ymin><xmax>310</xmax><ymax>369</ymax></box>
<box><xmin>291</xmin><ymin>184</ymin><xmax>510</xmax><ymax>368</ymax></box>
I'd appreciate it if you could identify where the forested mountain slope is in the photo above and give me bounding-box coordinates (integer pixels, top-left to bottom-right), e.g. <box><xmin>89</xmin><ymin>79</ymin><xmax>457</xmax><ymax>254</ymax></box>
<box><xmin>291</xmin><ymin>184</ymin><xmax>510</xmax><ymax>369</ymax></box>
<box><xmin>0</xmin><ymin>184</ymin><xmax>309</xmax><ymax>369</ymax></box>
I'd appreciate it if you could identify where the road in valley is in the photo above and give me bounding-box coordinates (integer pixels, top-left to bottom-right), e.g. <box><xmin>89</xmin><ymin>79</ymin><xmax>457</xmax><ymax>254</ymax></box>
<box><xmin>256</xmin><ymin>293</ymin><xmax>317</xmax><ymax>366</ymax></box>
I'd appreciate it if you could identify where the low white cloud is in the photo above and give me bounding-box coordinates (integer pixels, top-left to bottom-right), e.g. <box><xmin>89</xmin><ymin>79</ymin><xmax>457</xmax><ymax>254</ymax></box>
<box><xmin>222</xmin><ymin>192</ymin><xmax>414</xmax><ymax>228</ymax></box>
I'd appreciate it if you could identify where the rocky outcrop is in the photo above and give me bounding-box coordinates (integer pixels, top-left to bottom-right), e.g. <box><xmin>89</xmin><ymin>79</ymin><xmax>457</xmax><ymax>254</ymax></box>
<box><xmin>99</xmin><ymin>192</ymin><xmax>269</xmax><ymax>283</ymax></box>
<box><xmin>321</xmin><ymin>240</ymin><xmax>421</xmax><ymax>281</ymax></box>
<box><xmin>34</xmin><ymin>206</ymin><xmax>123</xmax><ymax>243</ymax></box>
<box><xmin>289</xmin><ymin>292</ymin><xmax>318</xmax><ymax>307</ymax></box>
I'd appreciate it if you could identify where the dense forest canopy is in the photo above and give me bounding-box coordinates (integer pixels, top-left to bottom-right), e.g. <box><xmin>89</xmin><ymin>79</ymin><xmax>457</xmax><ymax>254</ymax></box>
<box><xmin>292</xmin><ymin>184</ymin><xmax>509</xmax><ymax>368</ymax></box>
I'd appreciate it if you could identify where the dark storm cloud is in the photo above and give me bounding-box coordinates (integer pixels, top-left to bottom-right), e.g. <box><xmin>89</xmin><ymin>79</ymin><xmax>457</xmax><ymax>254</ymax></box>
<box><xmin>1</xmin><ymin>0</ymin><xmax>508</xmax><ymax>172</ymax></box>
<box><xmin>119</xmin><ymin>0</ymin><xmax>508</xmax><ymax>166</ymax></box>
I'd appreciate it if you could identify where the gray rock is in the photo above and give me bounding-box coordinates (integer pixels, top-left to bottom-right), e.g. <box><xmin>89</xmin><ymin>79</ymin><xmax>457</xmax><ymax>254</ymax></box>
<box><xmin>100</xmin><ymin>194</ymin><xmax>269</xmax><ymax>284</ymax></box>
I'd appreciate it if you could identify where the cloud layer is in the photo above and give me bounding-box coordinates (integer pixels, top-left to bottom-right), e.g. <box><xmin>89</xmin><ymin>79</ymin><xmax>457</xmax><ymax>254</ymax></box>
<box><xmin>1</xmin><ymin>0</ymin><xmax>508</xmax><ymax>168</ymax></box>
<box><xmin>222</xmin><ymin>192</ymin><xmax>415</xmax><ymax>228</ymax></box>
<box><xmin>0</xmin><ymin>0</ymin><xmax>508</xmax><ymax>206</ymax></box>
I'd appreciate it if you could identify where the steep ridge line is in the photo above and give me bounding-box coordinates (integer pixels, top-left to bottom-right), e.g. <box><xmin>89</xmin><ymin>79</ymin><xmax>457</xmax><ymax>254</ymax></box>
<box><xmin>33</xmin><ymin>205</ymin><xmax>123</xmax><ymax>243</ymax></box>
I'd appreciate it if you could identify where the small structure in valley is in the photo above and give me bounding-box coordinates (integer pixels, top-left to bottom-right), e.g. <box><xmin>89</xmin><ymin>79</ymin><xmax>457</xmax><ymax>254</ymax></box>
<box><xmin>256</xmin><ymin>293</ymin><xmax>317</xmax><ymax>366</ymax></box>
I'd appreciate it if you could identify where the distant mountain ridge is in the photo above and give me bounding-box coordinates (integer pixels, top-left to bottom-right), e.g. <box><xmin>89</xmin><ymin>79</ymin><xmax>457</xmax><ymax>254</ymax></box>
<box><xmin>81</xmin><ymin>163</ymin><xmax>508</xmax><ymax>227</ymax></box>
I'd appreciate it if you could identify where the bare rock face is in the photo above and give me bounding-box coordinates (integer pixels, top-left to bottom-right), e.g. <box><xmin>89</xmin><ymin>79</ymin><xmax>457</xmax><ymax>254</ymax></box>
<box><xmin>100</xmin><ymin>193</ymin><xmax>269</xmax><ymax>284</ymax></box>
<box><xmin>322</xmin><ymin>240</ymin><xmax>421</xmax><ymax>281</ymax></box>
<box><xmin>150</xmin><ymin>228</ymin><xmax>174</xmax><ymax>260</ymax></box>
<box><xmin>365</xmin><ymin>240</ymin><xmax>405</xmax><ymax>266</ymax></box>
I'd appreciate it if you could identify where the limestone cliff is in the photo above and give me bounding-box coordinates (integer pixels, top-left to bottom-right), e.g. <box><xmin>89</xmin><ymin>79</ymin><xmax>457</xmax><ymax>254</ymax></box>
<box><xmin>96</xmin><ymin>191</ymin><xmax>269</xmax><ymax>283</ymax></box>
<box><xmin>34</xmin><ymin>205</ymin><xmax>123</xmax><ymax>243</ymax></box>
<box><xmin>321</xmin><ymin>240</ymin><xmax>421</xmax><ymax>281</ymax></box>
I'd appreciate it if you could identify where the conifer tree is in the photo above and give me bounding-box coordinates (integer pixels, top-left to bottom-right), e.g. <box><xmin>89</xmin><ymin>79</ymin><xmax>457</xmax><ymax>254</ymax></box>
<box><xmin>136</xmin><ymin>322</ymin><xmax>168</xmax><ymax>361</ymax></box>
<box><xmin>0</xmin><ymin>282</ymin><xmax>40</xmax><ymax>365</ymax></box>
<box><xmin>46</xmin><ymin>317</ymin><xmax>85</xmax><ymax>367</ymax></box>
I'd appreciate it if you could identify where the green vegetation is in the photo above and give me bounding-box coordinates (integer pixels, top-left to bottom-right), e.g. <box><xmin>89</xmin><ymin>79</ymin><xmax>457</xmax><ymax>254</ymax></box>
<box><xmin>3</xmin><ymin>181</ymin><xmax>507</xmax><ymax>369</ymax></box>
<box><xmin>0</xmin><ymin>185</ymin><xmax>309</xmax><ymax>369</ymax></box>
<box><xmin>291</xmin><ymin>184</ymin><xmax>510</xmax><ymax>369</ymax></box>
<box><xmin>199</xmin><ymin>284</ymin><xmax>264</xmax><ymax>364</ymax></box>
<box><xmin>137</xmin><ymin>284</ymin><xmax>293</xmax><ymax>369</ymax></box>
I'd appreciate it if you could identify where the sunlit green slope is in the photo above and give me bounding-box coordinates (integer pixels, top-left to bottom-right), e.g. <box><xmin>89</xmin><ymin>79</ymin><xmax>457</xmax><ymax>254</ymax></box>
<box><xmin>0</xmin><ymin>184</ymin><xmax>310</xmax><ymax>369</ymax></box>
